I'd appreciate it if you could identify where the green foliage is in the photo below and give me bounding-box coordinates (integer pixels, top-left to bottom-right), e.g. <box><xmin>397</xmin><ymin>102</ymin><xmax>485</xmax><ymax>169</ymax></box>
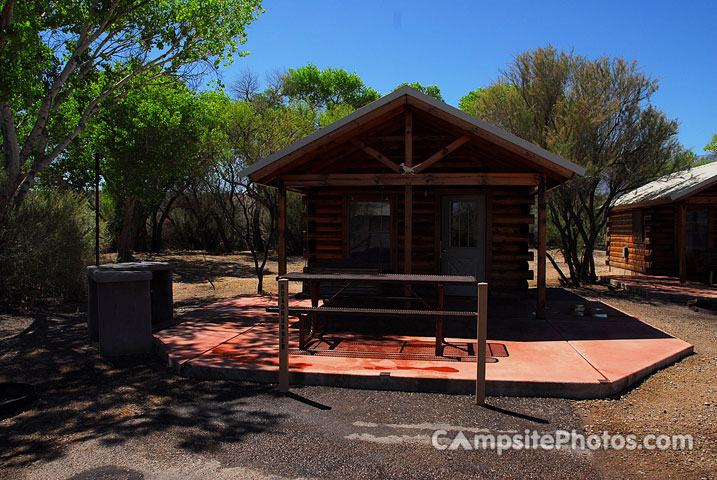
<box><xmin>0</xmin><ymin>190</ymin><xmax>92</xmax><ymax>308</ymax></box>
<box><xmin>395</xmin><ymin>82</ymin><xmax>444</xmax><ymax>101</ymax></box>
<box><xmin>706</xmin><ymin>134</ymin><xmax>717</xmax><ymax>155</ymax></box>
<box><xmin>0</xmin><ymin>0</ymin><xmax>263</xmax><ymax>213</ymax></box>
<box><xmin>100</xmin><ymin>79</ymin><xmax>221</xmax><ymax>206</ymax></box>
<box><xmin>282</xmin><ymin>64</ymin><xmax>380</xmax><ymax>111</ymax></box>
<box><xmin>460</xmin><ymin>46</ymin><xmax>689</xmax><ymax>284</ymax></box>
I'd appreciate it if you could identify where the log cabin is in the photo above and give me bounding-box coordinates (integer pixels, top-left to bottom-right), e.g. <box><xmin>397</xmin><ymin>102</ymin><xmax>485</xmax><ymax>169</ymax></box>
<box><xmin>240</xmin><ymin>87</ymin><xmax>585</xmax><ymax>317</ymax></box>
<box><xmin>607</xmin><ymin>162</ymin><xmax>717</xmax><ymax>283</ymax></box>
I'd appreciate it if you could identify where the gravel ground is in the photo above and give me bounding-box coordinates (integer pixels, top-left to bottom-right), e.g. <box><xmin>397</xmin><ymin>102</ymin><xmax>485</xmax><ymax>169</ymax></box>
<box><xmin>1</xmin><ymin>251</ymin><xmax>714</xmax><ymax>479</ymax></box>
<box><xmin>570</xmin><ymin>284</ymin><xmax>716</xmax><ymax>480</ymax></box>
<box><xmin>0</xmin><ymin>305</ymin><xmax>601</xmax><ymax>479</ymax></box>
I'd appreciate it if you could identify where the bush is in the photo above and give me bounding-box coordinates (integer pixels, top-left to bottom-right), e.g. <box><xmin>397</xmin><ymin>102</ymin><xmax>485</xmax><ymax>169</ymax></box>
<box><xmin>0</xmin><ymin>191</ymin><xmax>93</xmax><ymax>308</ymax></box>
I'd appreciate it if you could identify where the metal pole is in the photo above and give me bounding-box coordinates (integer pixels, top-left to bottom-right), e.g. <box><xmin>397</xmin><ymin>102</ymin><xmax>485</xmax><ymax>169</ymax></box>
<box><xmin>278</xmin><ymin>278</ymin><xmax>289</xmax><ymax>393</ymax></box>
<box><xmin>95</xmin><ymin>152</ymin><xmax>100</xmax><ymax>266</ymax></box>
<box><xmin>476</xmin><ymin>282</ymin><xmax>488</xmax><ymax>405</ymax></box>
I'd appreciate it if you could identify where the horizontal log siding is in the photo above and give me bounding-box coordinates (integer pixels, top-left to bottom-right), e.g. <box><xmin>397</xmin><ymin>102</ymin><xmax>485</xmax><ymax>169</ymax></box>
<box><xmin>606</xmin><ymin>206</ymin><xmax>675</xmax><ymax>275</ymax></box>
<box><xmin>490</xmin><ymin>192</ymin><xmax>533</xmax><ymax>297</ymax></box>
<box><xmin>396</xmin><ymin>189</ymin><xmax>436</xmax><ymax>274</ymax></box>
<box><xmin>302</xmin><ymin>192</ymin><xmax>343</xmax><ymax>260</ymax></box>
<box><xmin>302</xmin><ymin>187</ymin><xmax>533</xmax><ymax>297</ymax></box>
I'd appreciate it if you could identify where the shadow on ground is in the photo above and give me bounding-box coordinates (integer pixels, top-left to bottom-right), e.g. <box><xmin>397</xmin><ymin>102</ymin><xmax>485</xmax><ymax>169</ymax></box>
<box><xmin>0</xmin><ymin>304</ymin><xmax>284</xmax><ymax>469</ymax></box>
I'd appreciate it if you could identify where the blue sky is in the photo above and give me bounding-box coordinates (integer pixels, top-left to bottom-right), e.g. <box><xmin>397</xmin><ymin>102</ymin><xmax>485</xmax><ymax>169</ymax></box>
<box><xmin>221</xmin><ymin>0</ymin><xmax>716</xmax><ymax>155</ymax></box>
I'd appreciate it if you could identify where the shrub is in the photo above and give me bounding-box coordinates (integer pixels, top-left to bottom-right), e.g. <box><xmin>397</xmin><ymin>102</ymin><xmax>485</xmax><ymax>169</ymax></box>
<box><xmin>0</xmin><ymin>191</ymin><xmax>93</xmax><ymax>308</ymax></box>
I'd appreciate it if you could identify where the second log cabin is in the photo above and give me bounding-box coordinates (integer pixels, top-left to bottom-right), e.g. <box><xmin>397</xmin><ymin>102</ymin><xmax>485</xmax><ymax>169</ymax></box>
<box><xmin>608</xmin><ymin>162</ymin><xmax>717</xmax><ymax>283</ymax></box>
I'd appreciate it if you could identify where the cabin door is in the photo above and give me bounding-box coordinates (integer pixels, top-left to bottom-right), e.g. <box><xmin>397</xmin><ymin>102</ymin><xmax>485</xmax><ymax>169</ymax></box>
<box><xmin>441</xmin><ymin>195</ymin><xmax>486</xmax><ymax>296</ymax></box>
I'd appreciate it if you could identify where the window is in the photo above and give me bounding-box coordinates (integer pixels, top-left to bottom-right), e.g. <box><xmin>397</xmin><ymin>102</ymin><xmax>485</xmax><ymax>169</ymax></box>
<box><xmin>349</xmin><ymin>201</ymin><xmax>391</xmax><ymax>267</ymax></box>
<box><xmin>686</xmin><ymin>210</ymin><xmax>709</xmax><ymax>254</ymax></box>
<box><xmin>632</xmin><ymin>210</ymin><xmax>643</xmax><ymax>242</ymax></box>
<box><xmin>449</xmin><ymin>200</ymin><xmax>478</xmax><ymax>248</ymax></box>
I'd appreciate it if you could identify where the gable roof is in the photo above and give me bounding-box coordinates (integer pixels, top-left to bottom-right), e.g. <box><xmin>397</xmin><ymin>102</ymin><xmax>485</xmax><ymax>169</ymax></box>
<box><xmin>614</xmin><ymin>161</ymin><xmax>717</xmax><ymax>208</ymax></box>
<box><xmin>239</xmin><ymin>86</ymin><xmax>586</xmax><ymax>184</ymax></box>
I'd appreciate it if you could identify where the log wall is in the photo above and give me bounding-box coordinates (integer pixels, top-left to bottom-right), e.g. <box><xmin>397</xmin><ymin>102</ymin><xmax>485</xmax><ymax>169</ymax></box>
<box><xmin>302</xmin><ymin>186</ymin><xmax>533</xmax><ymax>297</ymax></box>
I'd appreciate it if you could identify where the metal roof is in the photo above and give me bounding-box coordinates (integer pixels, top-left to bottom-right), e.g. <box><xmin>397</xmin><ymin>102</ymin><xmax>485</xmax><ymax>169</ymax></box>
<box><xmin>614</xmin><ymin>161</ymin><xmax>717</xmax><ymax>207</ymax></box>
<box><xmin>238</xmin><ymin>86</ymin><xmax>586</xmax><ymax>181</ymax></box>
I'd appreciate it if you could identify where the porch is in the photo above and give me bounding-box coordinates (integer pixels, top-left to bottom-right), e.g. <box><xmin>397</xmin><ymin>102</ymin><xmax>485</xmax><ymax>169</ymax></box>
<box><xmin>153</xmin><ymin>288</ymin><xmax>693</xmax><ymax>399</ymax></box>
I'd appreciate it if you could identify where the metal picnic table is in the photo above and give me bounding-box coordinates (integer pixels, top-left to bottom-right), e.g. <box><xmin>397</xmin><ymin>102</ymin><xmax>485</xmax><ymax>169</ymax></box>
<box><xmin>274</xmin><ymin>272</ymin><xmax>478</xmax><ymax>356</ymax></box>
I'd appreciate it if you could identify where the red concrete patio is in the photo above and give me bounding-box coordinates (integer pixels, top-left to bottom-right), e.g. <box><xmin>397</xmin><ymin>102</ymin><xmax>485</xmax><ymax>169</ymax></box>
<box><xmin>604</xmin><ymin>274</ymin><xmax>717</xmax><ymax>303</ymax></box>
<box><xmin>153</xmin><ymin>289</ymin><xmax>693</xmax><ymax>399</ymax></box>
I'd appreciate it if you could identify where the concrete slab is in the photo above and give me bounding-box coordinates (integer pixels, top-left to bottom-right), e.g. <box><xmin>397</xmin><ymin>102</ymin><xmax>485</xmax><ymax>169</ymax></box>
<box><xmin>153</xmin><ymin>290</ymin><xmax>693</xmax><ymax>398</ymax></box>
<box><xmin>604</xmin><ymin>274</ymin><xmax>717</xmax><ymax>303</ymax></box>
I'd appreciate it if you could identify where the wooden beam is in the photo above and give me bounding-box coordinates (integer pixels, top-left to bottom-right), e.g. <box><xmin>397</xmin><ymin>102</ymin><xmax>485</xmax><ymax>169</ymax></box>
<box><xmin>536</xmin><ymin>176</ymin><xmax>547</xmax><ymax>318</ymax></box>
<box><xmin>405</xmin><ymin>110</ymin><xmax>413</xmax><ymax>168</ymax></box>
<box><xmin>413</xmin><ymin>136</ymin><xmax>470</xmax><ymax>173</ymax></box>
<box><xmin>350</xmin><ymin>138</ymin><xmax>401</xmax><ymax>173</ymax></box>
<box><xmin>405</xmin><ymin>96</ymin><xmax>577</xmax><ymax>180</ymax></box>
<box><xmin>282</xmin><ymin>173</ymin><xmax>542</xmax><ymax>187</ymax></box>
<box><xmin>405</xmin><ymin>112</ymin><xmax>413</xmax><ymax>276</ymax></box>
<box><xmin>485</xmin><ymin>196</ymin><xmax>493</xmax><ymax>288</ymax></box>
<box><xmin>252</xmin><ymin>98</ymin><xmax>407</xmax><ymax>184</ymax></box>
<box><xmin>278</xmin><ymin>182</ymin><xmax>287</xmax><ymax>276</ymax></box>
<box><xmin>405</xmin><ymin>185</ymin><xmax>412</xmax><ymax>274</ymax></box>
<box><xmin>677</xmin><ymin>201</ymin><xmax>687</xmax><ymax>283</ymax></box>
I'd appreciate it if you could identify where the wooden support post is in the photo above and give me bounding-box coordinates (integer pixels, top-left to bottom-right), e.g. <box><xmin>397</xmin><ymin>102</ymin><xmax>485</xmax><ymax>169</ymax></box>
<box><xmin>405</xmin><ymin>186</ymin><xmax>412</xmax><ymax>275</ymax></box>
<box><xmin>475</xmin><ymin>282</ymin><xmax>488</xmax><ymax>405</ymax></box>
<box><xmin>404</xmin><ymin>110</ymin><xmax>413</xmax><ymax>277</ymax></box>
<box><xmin>537</xmin><ymin>176</ymin><xmax>547</xmax><ymax>318</ymax></box>
<box><xmin>278</xmin><ymin>182</ymin><xmax>287</xmax><ymax>276</ymax></box>
<box><xmin>678</xmin><ymin>202</ymin><xmax>687</xmax><ymax>283</ymax></box>
<box><xmin>278</xmin><ymin>278</ymin><xmax>289</xmax><ymax>393</ymax></box>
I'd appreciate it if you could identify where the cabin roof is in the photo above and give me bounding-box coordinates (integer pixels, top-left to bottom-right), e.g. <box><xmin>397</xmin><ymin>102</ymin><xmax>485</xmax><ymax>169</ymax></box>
<box><xmin>614</xmin><ymin>161</ymin><xmax>717</xmax><ymax>208</ymax></box>
<box><xmin>239</xmin><ymin>86</ymin><xmax>585</xmax><ymax>185</ymax></box>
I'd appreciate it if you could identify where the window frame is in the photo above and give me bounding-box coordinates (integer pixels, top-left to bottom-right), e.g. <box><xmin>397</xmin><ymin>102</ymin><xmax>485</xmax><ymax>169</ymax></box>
<box><xmin>342</xmin><ymin>194</ymin><xmax>397</xmax><ymax>271</ymax></box>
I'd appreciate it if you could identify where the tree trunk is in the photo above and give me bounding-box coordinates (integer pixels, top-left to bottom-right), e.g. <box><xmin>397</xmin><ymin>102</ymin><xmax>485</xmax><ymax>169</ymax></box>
<box><xmin>150</xmin><ymin>195</ymin><xmax>177</xmax><ymax>252</ymax></box>
<box><xmin>252</xmin><ymin>208</ymin><xmax>263</xmax><ymax>252</ymax></box>
<box><xmin>117</xmin><ymin>196</ymin><xmax>145</xmax><ymax>262</ymax></box>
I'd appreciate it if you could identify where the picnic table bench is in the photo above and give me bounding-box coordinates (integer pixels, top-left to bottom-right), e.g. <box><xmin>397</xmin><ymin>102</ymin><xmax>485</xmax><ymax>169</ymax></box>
<box><xmin>266</xmin><ymin>272</ymin><xmax>478</xmax><ymax>355</ymax></box>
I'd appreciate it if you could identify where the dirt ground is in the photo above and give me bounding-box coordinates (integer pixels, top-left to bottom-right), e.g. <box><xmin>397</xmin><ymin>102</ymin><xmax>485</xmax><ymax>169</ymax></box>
<box><xmin>1</xmin><ymin>250</ymin><xmax>714</xmax><ymax>479</ymax></box>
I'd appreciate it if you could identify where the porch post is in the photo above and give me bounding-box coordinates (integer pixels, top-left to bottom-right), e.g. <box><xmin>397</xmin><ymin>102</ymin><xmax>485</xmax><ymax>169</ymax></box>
<box><xmin>678</xmin><ymin>201</ymin><xmax>687</xmax><ymax>283</ymax></box>
<box><xmin>405</xmin><ymin>186</ymin><xmax>412</xmax><ymax>274</ymax></box>
<box><xmin>475</xmin><ymin>282</ymin><xmax>488</xmax><ymax>405</ymax></box>
<box><xmin>537</xmin><ymin>176</ymin><xmax>547</xmax><ymax>319</ymax></box>
<box><xmin>278</xmin><ymin>181</ymin><xmax>287</xmax><ymax>276</ymax></box>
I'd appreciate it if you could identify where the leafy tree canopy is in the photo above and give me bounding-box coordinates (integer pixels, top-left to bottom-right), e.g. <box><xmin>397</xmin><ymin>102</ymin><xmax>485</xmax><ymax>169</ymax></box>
<box><xmin>0</xmin><ymin>0</ymin><xmax>263</xmax><ymax>215</ymax></box>
<box><xmin>706</xmin><ymin>134</ymin><xmax>717</xmax><ymax>155</ymax></box>
<box><xmin>281</xmin><ymin>64</ymin><xmax>380</xmax><ymax>111</ymax></box>
<box><xmin>395</xmin><ymin>82</ymin><xmax>443</xmax><ymax>101</ymax></box>
<box><xmin>460</xmin><ymin>45</ymin><xmax>690</xmax><ymax>285</ymax></box>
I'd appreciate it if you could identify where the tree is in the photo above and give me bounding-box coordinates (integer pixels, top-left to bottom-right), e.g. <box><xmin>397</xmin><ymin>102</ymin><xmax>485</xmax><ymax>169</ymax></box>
<box><xmin>706</xmin><ymin>134</ymin><xmax>717</xmax><ymax>155</ymax></box>
<box><xmin>207</xmin><ymin>87</ymin><xmax>315</xmax><ymax>292</ymax></box>
<box><xmin>0</xmin><ymin>0</ymin><xmax>263</xmax><ymax>220</ymax></box>
<box><xmin>395</xmin><ymin>82</ymin><xmax>443</xmax><ymax>101</ymax></box>
<box><xmin>282</xmin><ymin>64</ymin><xmax>380</xmax><ymax>110</ymax></box>
<box><xmin>460</xmin><ymin>46</ymin><xmax>691</xmax><ymax>285</ymax></box>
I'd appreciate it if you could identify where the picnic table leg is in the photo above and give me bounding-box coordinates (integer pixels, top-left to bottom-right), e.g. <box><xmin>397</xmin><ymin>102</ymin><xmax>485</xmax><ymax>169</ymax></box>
<box><xmin>299</xmin><ymin>314</ymin><xmax>307</xmax><ymax>350</ymax></box>
<box><xmin>435</xmin><ymin>284</ymin><xmax>444</xmax><ymax>356</ymax></box>
<box><xmin>310</xmin><ymin>281</ymin><xmax>320</xmax><ymax>334</ymax></box>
